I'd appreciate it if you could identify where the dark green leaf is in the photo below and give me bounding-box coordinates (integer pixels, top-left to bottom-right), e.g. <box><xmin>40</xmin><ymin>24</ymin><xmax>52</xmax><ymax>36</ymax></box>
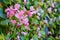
<box><xmin>0</xmin><ymin>8</ymin><xmax>6</xmax><ymax>19</ymax></box>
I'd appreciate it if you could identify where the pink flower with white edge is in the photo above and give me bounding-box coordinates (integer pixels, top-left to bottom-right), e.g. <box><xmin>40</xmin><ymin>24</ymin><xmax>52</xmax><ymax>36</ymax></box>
<box><xmin>6</xmin><ymin>12</ymin><xmax>10</xmax><ymax>18</ymax></box>
<box><xmin>14</xmin><ymin>4</ymin><xmax>20</xmax><ymax>10</ymax></box>
<box><xmin>23</xmin><ymin>7</ymin><xmax>27</xmax><ymax>11</ymax></box>
<box><xmin>23</xmin><ymin>0</ymin><xmax>27</xmax><ymax>4</ymax></box>
<box><xmin>11</xmin><ymin>20</ymin><xmax>16</xmax><ymax>24</ymax></box>
<box><xmin>30</xmin><ymin>6</ymin><xmax>35</xmax><ymax>11</ymax></box>
<box><xmin>51</xmin><ymin>3</ymin><xmax>55</xmax><ymax>8</ymax></box>
<box><xmin>15</xmin><ymin>10</ymin><xmax>24</xmax><ymax>19</ymax></box>
<box><xmin>5</xmin><ymin>8</ymin><xmax>10</xmax><ymax>12</ymax></box>
<box><xmin>30</xmin><ymin>11</ymin><xmax>37</xmax><ymax>14</ymax></box>
<box><xmin>47</xmin><ymin>7</ymin><xmax>52</xmax><ymax>13</ymax></box>
<box><xmin>24</xmin><ymin>0</ymin><xmax>26</xmax><ymax>2</ymax></box>
<box><xmin>17</xmin><ymin>35</ymin><xmax>20</xmax><ymax>40</ymax></box>
<box><xmin>23</xmin><ymin>18</ymin><xmax>29</xmax><ymax>25</ymax></box>
<box><xmin>15</xmin><ymin>13</ymin><xmax>20</xmax><ymax>19</ymax></box>
<box><xmin>19</xmin><ymin>10</ymin><xmax>24</xmax><ymax>16</ymax></box>
<box><xmin>25</xmin><ymin>26</ymin><xmax>30</xmax><ymax>30</ymax></box>
<box><xmin>21</xmin><ymin>32</ymin><xmax>27</xmax><ymax>35</ymax></box>
<box><xmin>20</xmin><ymin>17</ymin><xmax>29</xmax><ymax>26</ymax></box>
<box><xmin>17</xmin><ymin>23</ymin><xmax>20</xmax><ymax>28</ymax></box>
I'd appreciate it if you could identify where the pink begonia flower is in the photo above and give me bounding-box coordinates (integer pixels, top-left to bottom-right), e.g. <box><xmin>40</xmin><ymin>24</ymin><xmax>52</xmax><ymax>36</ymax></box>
<box><xmin>19</xmin><ymin>10</ymin><xmax>24</xmax><ymax>16</ymax></box>
<box><xmin>15</xmin><ymin>10</ymin><xmax>25</xmax><ymax>19</ymax></box>
<box><xmin>30</xmin><ymin>11</ymin><xmax>37</xmax><ymax>14</ymax></box>
<box><xmin>25</xmin><ymin>26</ymin><xmax>30</xmax><ymax>30</ymax></box>
<box><xmin>30</xmin><ymin>6</ymin><xmax>35</xmax><ymax>11</ymax></box>
<box><xmin>17</xmin><ymin>23</ymin><xmax>20</xmax><ymax>28</ymax></box>
<box><xmin>26</xmin><ymin>11</ymin><xmax>32</xmax><ymax>17</ymax></box>
<box><xmin>21</xmin><ymin>32</ymin><xmax>27</xmax><ymax>35</ymax></box>
<box><xmin>23</xmin><ymin>18</ymin><xmax>29</xmax><ymax>26</ymax></box>
<box><xmin>5</xmin><ymin>8</ymin><xmax>10</xmax><ymax>12</ymax></box>
<box><xmin>15</xmin><ymin>13</ymin><xmax>20</xmax><ymax>19</ymax></box>
<box><xmin>11</xmin><ymin>20</ymin><xmax>16</xmax><ymax>24</ymax></box>
<box><xmin>47</xmin><ymin>7</ymin><xmax>52</xmax><ymax>13</ymax></box>
<box><xmin>5</xmin><ymin>7</ymin><xmax>16</xmax><ymax>18</ymax></box>
<box><xmin>9</xmin><ymin>9</ymin><xmax>16</xmax><ymax>16</ymax></box>
<box><xmin>15</xmin><ymin>11</ymin><xmax>24</xmax><ymax>19</ymax></box>
<box><xmin>6</xmin><ymin>12</ymin><xmax>10</xmax><ymax>18</ymax></box>
<box><xmin>9</xmin><ymin>6</ymin><xmax>13</xmax><ymax>9</ymax></box>
<box><xmin>19</xmin><ymin>17</ymin><xmax>29</xmax><ymax>26</ymax></box>
<box><xmin>9</xmin><ymin>6</ymin><xmax>16</xmax><ymax>15</ymax></box>
<box><xmin>14</xmin><ymin>4</ymin><xmax>20</xmax><ymax>10</ymax></box>
<box><xmin>8</xmin><ymin>38</ymin><xmax>11</xmax><ymax>40</ymax></box>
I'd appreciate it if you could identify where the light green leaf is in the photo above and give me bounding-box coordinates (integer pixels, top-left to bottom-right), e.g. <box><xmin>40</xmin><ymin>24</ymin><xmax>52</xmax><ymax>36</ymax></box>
<box><xmin>0</xmin><ymin>19</ymin><xmax>10</xmax><ymax>27</ymax></box>
<box><xmin>33</xmin><ymin>34</ymin><xmax>38</xmax><ymax>40</ymax></box>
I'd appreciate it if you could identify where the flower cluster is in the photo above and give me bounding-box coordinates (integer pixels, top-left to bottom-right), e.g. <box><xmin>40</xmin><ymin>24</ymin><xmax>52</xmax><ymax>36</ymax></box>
<box><xmin>5</xmin><ymin>4</ymin><xmax>37</xmax><ymax>30</ymax></box>
<box><xmin>0</xmin><ymin>0</ymin><xmax>60</xmax><ymax>40</ymax></box>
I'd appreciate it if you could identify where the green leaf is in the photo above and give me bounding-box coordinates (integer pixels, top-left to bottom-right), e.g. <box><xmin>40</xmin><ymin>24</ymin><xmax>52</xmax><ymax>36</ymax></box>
<box><xmin>3</xmin><ymin>0</ymin><xmax>11</xmax><ymax>4</ymax></box>
<box><xmin>0</xmin><ymin>34</ymin><xmax>5</xmax><ymax>40</ymax></box>
<box><xmin>6</xmin><ymin>33</ymin><xmax>10</xmax><ymax>40</ymax></box>
<box><xmin>20</xmin><ymin>36</ymin><xmax>24</xmax><ymax>40</ymax></box>
<box><xmin>0</xmin><ymin>8</ymin><xmax>6</xmax><ymax>19</ymax></box>
<box><xmin>32</xmin><ymin>18</ymin><xmax>38</xmax><ymax>25</ymax></box>
<box><xmin>33</xmin><ymin>34</ymin><xmax>38</xmax><ymax>40</ymax></box>
<box><xmin>0</xmin><ymin>0</ymin><xmax>4</xmax><ymax>3</ymax></box>
<box><xmin>47</xmin><ymin>36</ymin><xmax>55</xmax><ymax>40</ymax></box>
<box><xmin>34</xmin><ymin>1</ymin><xmax>38</xmax><ymax>7</ymax></box>
<box><xmin>0</xmin><ymin>19</ymin><xmax>10</xmax><ymax>27</ymax></box>
<box><xmin>25</xmin><ymin>4</ymin><xmax>30</xmax><ymax>10</ymax></box>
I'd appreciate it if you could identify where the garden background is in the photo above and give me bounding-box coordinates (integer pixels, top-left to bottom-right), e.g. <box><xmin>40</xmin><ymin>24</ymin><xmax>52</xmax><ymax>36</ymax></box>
<box><xmin>0</xmin><ymin>0</ymin><xmax>60</xmax><ymax>40</ymax></box>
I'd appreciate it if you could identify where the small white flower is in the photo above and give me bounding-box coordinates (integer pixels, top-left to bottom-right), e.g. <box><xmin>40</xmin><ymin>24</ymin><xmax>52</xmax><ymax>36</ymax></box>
<box><xmin>41</xmin><ymin>9</ymin><xmax>44</xmax><ymax>13</ymax></box>
<box><xmin>30</xmin><ymin>38</ymin><xmax>33</xmax><ymax>40</ymax></box>
<box><xmin>37</xmin><ymin>13</ymin><xmax>41</xmax><ymax>16</ymax></box>
<box><xmin>50</xmin><ymin>18</ymin><xmax>53</xmax><ymax>21</ymax></box>
<box><xmin>17</xmin><ymin>35</ymin><xmax>20</xmax><ymax>40</ymax></box>
<box><xmin>47</xmin><ymin>7</ymin><xmax>52</xmax><ymax>13</ymax></box>
<box><xmin>44</xmin><ymin>20</ymin><xmax>48</xmax><ymax>23</ymax></box>
<box><xmin>37</xmin><ymin>27</ymin><xmax>40</xmax><ymax>32</ymax></box>
<box><xmin>54</xmin><ymin>9</ymin><xmax>57</xmax><ymax>12</ymax></box>
<box><xmin>23</xmin><ymin>7</ymin><xmax>27</xmax><ymax>11</ymax></box>
<box><xmin>38</xmin><ymin>33</ymin><xmax>41</xmax><ymax>38</ymax></box>
<box><xmin>37</xmin><ymin>16</ymin><xmax>40</xmax><ymax>19</ymax></box>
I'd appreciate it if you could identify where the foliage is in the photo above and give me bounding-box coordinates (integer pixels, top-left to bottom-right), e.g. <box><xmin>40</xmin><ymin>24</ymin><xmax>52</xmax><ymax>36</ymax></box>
<box><xmin>0</xmin><ymin>0</ymin><xmax>60</xmax><ymax>40</ymax></box>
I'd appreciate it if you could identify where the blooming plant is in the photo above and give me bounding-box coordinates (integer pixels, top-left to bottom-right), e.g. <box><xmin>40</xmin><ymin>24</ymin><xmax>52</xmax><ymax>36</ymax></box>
<box><xmin>0</xmin><ymin>0</ymin><xmax>60</xmax><ymax>40</ymax></box>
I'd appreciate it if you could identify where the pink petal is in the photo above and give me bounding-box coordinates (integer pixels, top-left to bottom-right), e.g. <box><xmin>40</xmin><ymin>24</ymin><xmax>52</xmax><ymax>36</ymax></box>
<box><xmin>11</xmin><ymin>20</ymin><xmax>16</xmax><ymax>24</ymax></box>
<box><xmin>21</xmin><ymin>32</ymin><xmax>27</xmax><ymax>35</ymax></box>
<box><xmin>15</xmin><ymin>13</ymin><xmax>20</xmax><ymax>19</ymax></box>
<box><xmin>14</xmin><ymin>4</ymin><xmax>20</xmax><ymax>10</ymax></box>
